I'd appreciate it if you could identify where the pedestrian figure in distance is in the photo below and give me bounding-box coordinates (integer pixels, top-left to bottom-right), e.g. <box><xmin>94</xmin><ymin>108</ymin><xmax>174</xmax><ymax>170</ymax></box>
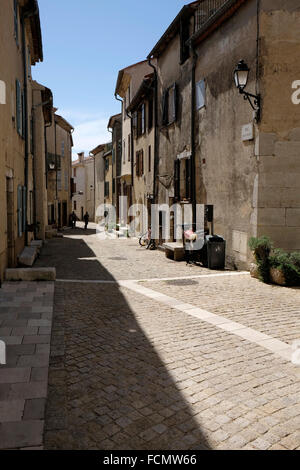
<box><xmin>71</xmin><ymin>211</ymin><xmax>77</xmax><ymax>229</ymax></box>
<box><xmin>84</xmin><ymin>211</ymin><xmax>89</xmax><ymax>230</ymax></box>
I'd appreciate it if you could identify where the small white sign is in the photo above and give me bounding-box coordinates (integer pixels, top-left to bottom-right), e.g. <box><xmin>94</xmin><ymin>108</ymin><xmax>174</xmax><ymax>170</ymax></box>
<box><xmin>177</xmin><ymin>149</ymin><xmax>191</xmax><ymax>160</ymax></box>
<box><xmin>0</xmin><ymin>80</ymin><xmax>6</xmax><ymax>104</ymax></box>
<box><xmin>242</xmin><ymin>123</ymin><xmax>254</xmax><ymax>141</ymax></box>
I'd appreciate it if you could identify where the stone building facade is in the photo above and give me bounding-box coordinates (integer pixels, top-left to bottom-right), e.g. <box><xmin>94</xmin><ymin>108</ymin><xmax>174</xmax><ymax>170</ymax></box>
<box><xmin>46</xmin><ymin>110</ymin><xmax>73</xmax><ymax>228</ymax></box>
<box><xmin>0</xmin><ymin>0</ymin><xmax>43</xmax><ymax>280</ymax></box>
<box><xmin>147</xmin><ymin>0</ymin><xmax>300</xmax><ymax>268</ymax></box>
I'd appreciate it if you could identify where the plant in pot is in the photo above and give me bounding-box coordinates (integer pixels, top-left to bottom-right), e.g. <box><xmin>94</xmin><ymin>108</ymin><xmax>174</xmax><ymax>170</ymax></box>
<box><xmin>269</xmin><ymin>249</ymin><xmax>300</xmax><ymax>287</ymax></box>
<box><xmin>248</xmin><ymin>236</ymin><xmax>273</xmax><ymax>283</ymax></box>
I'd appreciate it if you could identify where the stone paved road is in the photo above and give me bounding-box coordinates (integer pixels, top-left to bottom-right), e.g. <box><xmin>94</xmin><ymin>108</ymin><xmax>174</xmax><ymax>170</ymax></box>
<box><xmin>0</xmin><ymin>282</ymin><xmax>54</xmax><ymax>449</ymax></box>
<box><xmin>36</xmin><ymin>225</ymin><xmax>300</xmax><ymax>450</ymax></box>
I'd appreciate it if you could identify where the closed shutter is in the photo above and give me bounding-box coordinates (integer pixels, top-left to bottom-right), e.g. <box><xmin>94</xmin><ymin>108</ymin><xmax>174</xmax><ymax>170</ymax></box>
<box><xmin>22</xmin><ymin>186</ymin><xmax>26</xmax><ymax>232</ymax></box>
<box><xmin>162</xmin><ymin>90</ymin><xmax>168</xmax><ymax>126</ymax></box>
<box><xmin>141</xmin><ymin>150</ymin><xmax>144</xmax><ymax>175</ymax></box>
<box><xmin>136</xmin><ymin>151</ymin><xmax>139</xmax><ymax>177</ymax></box>
<box><xmin>17</xmin><ymin>185</ymin><xmax>22</xmax><ymax>236</ymax></box>
<box><xmin>141</xmin><ymin>104</ymin><xmax>145</xmax><ymax>134</ymax></box>
<box><xmin>16</xmin><ymin>80</ymin><xmax>22</xmax><ymax>135</ymax></box>
<box><xmin>171</xmin><ymin>83</ymin><xmax>178</xmax><ymax>123</ymax></box>
<box><xmin>174</xmin><ymin>160</ymin><xmax>180</xmax><ymax>201</ymax></box>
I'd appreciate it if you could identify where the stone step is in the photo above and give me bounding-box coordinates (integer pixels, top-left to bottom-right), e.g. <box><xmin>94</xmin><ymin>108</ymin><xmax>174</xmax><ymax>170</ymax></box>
<box><xmin>18</xmin><ymin>246</ymin><xmax>38</xmax><ymax>267</ymax></box>
<box><xmin>5</xmin><ymin>267</ymin><xmax>56</xmax><ymax>282</ymax></box>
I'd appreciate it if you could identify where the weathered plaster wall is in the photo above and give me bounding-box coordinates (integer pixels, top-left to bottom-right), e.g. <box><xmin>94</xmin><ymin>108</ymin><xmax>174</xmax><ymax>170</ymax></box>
<box><xmin>194</xmin><ymin>0</ymin><xmax>259</xmax><ymax>268</ymax></box>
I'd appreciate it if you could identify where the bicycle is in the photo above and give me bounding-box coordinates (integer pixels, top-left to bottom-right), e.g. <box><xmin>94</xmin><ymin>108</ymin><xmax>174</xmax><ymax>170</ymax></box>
<box><xmin>139</xmin><ymin>229</ymin><xmax>156</xmax><ymax>250</ymax></box>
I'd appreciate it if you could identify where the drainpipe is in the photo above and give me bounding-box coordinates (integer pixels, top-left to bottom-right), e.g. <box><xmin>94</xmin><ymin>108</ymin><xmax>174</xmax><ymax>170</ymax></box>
<box><xmin>32</xmin><ymin>94</ymin><xmax>52</xmax><ymax>239</ymax></box>
<box><xmin>190</xmin><ymin>44</ymin><xmax>198</xmax><ymax>227</ymax></box>
<box><xmin>89</xmin><ymin>151</ymin><xmax>96</xmax><ymax>221</ymax></box>
<box><xmin>148</xmin><ymin>57</ymin><xmax>158</xmax><ymax>203</ymax></box>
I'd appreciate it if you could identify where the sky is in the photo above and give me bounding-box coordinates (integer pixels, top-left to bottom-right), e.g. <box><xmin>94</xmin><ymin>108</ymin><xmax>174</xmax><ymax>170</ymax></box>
<box><xmin>33</xmin><ymin>0</ymin><xmax>190</xmax><ymax>158</ymax></box>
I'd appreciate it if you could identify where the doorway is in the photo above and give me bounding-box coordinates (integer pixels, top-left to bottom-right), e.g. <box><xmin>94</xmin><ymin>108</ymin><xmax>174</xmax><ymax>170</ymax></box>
<box><xmin>6</xmin><ymin>177</ymin><xmax>14</xmax><ymax>267</ymax></box>
<box><xmin>62</xmin><ymin>201</ymin><xmax>68</xmax><ymax>227</ymax></box>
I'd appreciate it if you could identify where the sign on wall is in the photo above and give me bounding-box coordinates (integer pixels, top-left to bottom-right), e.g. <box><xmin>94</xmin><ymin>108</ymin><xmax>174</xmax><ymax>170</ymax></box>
<box><xmin>241</xmin><ymin>123</ymin><xmax>254</xmax><ymax>142</ymax></box>
<box><xmin>0</xmin><ymin>80</ymin><xmax>6</xmax><ymax>104</ymax></box>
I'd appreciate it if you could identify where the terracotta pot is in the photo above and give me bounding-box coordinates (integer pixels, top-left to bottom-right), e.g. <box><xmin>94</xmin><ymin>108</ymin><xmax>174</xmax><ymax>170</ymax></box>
<box><xmin>270</xmin><ymin>267</ymin><xmax>286</xmax><ymax>286</ymax></box>
<box><xmin>250</xmin><ymin>263</ymin><xmax>259</xmax><ymax>279</ymax></box>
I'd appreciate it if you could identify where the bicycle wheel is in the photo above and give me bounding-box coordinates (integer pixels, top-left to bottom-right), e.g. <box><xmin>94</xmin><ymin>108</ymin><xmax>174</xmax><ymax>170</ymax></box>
<box><xmin>139</xmin><ymin>232</ymin><xmax>148</xmax><ymax>246</ymax></box>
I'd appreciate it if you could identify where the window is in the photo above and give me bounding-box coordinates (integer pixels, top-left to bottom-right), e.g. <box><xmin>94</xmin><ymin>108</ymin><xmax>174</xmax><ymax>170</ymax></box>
<box><xmin>148</xmin><ymin>146</ymin><xmax>151</xmax><ymax>173</ymax></box>
<box><xmin>57</xmin><ymin>170</ymin><xmax>62</xmax><ymax>191</ymax></box>
<box><xmin>148</xmin><ymin>97</ymin><xmax>153</xmax><ymax>130</ymax></box>
<box><xmin>123</xmin><ymin>140</ymin><xmax>125</xmax><ymax>163</ymax></box>
<box><xmin>14</xmin><ymin>0</ymin><xmax>19</xmax><ymax>45</ymax></box>
<box><xmin>136</xmin><ymin>150</ymin><xmax>144</xmax><ymax>177</ymax></box>
<box><xmin>180</xmin><ymin>17</ymin><xmax>190</xmax><ymax>64</ymax></box>
<box><xmin>136</xmin><ymin>104</ymin><xmax>146</xmax><ymax>138</ymax></box>
<box><xmin>17</xmin><ymin>185</ymin><xmax>23</xmax><ymax>236</ymax></box>
<box><xmin>128</xmin><ymin>134</ymin><xmax>131</xmax><ymax>162</ymax></box>
<box><xmin>16</xmin><ymin>79</ymin><xmax>22</xmax><ymax>136</ymax></box>
<box><xmin>196</xmin><ymin>80</ymin><xmax>206</xmax><ymax>110</ymax></box>
<box><xmin>61</xmin><ymin>140</ymin><xmax>65</xmax><ymax>157</ymax></box>
<box><xmin>105</xmin><ymin>158</ymin><xmax>109</xmax><ymax>171</ymax></box>
<box><xmin>162</xmin><ymin>83</ymin><xmax>178</xmax><ymax>126</ymax></box>
<box><xmin>73</xmin><ymin>167</ymin><xmax>77</xmax><ymax>178</ymax></box>
<box><xmin>74</xmin><ymin>200</ymin><xmax>77</xmax><ymax>210</ymax></box>
<box><xmin>105</xmin><ymin>182</ymin><xmax>109</xmax><ymax>197</ymax></box>
<box><xmin>64</xmin><ymin>171</ymin><xmax>68</xmax><ymax>190</ymax></box>
<box><xmin>174</xmin><ymin>158</ymin><xmax>191</xmax><ymax>201</ymax></box>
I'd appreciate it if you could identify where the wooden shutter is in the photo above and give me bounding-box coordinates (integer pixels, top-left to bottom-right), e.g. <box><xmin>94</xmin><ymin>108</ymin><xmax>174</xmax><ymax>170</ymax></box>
<box><xmin>22</xmin><ymin>186</ymin><xmax>26</xmax><ymax>232</ymax></box>
<box><xmin>174</xmin><ymin>160</ymin><xmax>180</xmax><ymax>201</ymax></box>
<box><xmin>162</xmin><ymin>90</ymin><xmax>168</xmax><ymax>125</ymax></box>
<box><xmin>16</xmin><ymin>80</ymin><xmax>22</xmax><ymax>135</ymax></box>
<box><xmin>172</xmin><ymin>83</ymin><xmax>178</xmax><ymax>123</ymax></box>
<box><xmin>141</xmin><ymin>150</ymin><xmax>144</xmax><ymax>175</ymax></box>
<box><xmin>136</xmin><ymin>151</ymin><xmax>139</xmax><ymax>177</ymax></box>
<box><xmin>17</xmin><ymin>185</ymin><xmax>22</xmax><ymax>236</ymax></box>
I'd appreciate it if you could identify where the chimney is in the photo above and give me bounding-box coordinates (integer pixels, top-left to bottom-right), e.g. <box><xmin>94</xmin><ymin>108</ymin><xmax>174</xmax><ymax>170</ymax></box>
<box><xmin>78</xmin><ymin>152</ymin><xmax>84</xmax><ymax>163</ymax></box>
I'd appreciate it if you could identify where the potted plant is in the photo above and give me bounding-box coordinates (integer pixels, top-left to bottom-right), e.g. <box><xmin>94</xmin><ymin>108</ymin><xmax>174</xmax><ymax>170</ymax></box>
<box><xmin>269</xmin><ymin>249</ymin><xmax>300</xmax><ymax>287</ymax></box>
<box><xmin>248</xmin><ymin>236</ymin><xmax>273</xmax><ymax>283</ymax></box>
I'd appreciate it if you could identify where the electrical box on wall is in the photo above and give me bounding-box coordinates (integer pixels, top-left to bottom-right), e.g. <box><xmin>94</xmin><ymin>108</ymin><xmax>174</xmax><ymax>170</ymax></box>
<box><xmin>0</xmin><ymin>80</ymin><xmax>6</xmax><ymax>104</ymax></box>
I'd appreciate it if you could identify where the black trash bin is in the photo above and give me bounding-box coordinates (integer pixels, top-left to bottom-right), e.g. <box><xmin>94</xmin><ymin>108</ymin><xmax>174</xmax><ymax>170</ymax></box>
<box><xmin>206</xmin><ymin>235</ymin><xmax>226</xmax><ymax>270</ymax></box>
<box><xmin>199</xmin><ymin>235</ymin><xmax>226</xmax><ymax>269</ymax></box>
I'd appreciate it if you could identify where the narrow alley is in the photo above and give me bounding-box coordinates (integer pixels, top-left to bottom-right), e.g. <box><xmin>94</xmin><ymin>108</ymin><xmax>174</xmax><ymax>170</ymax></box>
<box><xmin>30</xmin><ymin>227</ymin><xmax>300</xmax><ymax>450</ymax></box>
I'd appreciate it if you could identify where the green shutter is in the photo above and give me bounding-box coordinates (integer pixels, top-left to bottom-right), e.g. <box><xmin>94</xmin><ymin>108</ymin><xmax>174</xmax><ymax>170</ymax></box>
<box><xmin>22</xmin><ymin>186</ymin><xmax>27</xmax><ymax>232</ymax></box>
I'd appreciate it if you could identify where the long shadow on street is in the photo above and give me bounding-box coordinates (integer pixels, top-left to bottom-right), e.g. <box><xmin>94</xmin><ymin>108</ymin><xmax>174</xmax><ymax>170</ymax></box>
<box><xmin>39</xmin><ymin>231</ymin><xmax>211</xmax><ymax>450</ymax></box>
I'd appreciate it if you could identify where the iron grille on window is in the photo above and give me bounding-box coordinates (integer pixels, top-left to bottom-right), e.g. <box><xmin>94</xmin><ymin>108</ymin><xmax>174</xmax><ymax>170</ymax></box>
<box><xmin>195</xmin><ymin>0</ymin><xmax>229</xmax><ymax>31</ymax></box>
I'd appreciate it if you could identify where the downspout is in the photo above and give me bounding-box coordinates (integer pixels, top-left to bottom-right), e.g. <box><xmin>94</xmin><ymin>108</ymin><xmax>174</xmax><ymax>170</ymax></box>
<box><xmin>54</xmin><ymin>119</ymin><xmax>58</xmax><ymax>222</ymax></box>
<box><xmin>148</xmin><ymin>57</ymin><xmax>158</xmax><ymax>203</ymax></box>
<box><xmin>190</xmin><ymin>44</ymin><xmax>198</xmax><ymax>227</ymax></box>
<box><xmin>89</xmin><ymin>151</ymin><xmax>96</xmax><ymax>221</ymax></box>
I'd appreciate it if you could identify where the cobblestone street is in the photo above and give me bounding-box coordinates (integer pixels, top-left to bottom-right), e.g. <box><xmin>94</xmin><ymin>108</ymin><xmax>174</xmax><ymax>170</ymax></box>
<box><xmin>35</xmin><ymin>225</ymin><xmax>300</xmax><ymax>450</ymax></box>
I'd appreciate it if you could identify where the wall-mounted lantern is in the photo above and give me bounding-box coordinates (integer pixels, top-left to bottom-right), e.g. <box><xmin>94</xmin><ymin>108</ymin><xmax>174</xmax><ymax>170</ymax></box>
<box><xmin>48</xmin><ymin>162</ymin><xmax>55</xmax><ymax>171</ymax></box>
<box><xmin>234</xmin><ymin>60</ymin><xmax>260</xmax><ymax>122</ymax></box>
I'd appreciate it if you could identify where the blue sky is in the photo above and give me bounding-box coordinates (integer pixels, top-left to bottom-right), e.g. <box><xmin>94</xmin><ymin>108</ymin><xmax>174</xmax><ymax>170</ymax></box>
<box><xmin>33</xmin><ymin>0</ymin><xmax>189</xmax><ymax>158</ymax></box>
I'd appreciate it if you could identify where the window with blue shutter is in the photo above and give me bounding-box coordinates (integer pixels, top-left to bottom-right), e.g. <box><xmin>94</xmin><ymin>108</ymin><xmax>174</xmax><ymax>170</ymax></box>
<box><xmin>196</xmin><ymin>80</ymin><xmax>206</xmax><ymax>110</ymax></box>
<box><xmin>22</xmin><ymin>186</ymin><xmax>26</xmax><ymax>232</ymax></box>
<box><xmin>16</xmin><ymin>79</ymin><xmax>22</xmax><ymax>135</ymax></box>
<box><xmin>14</xmin><ymin>0</ymin><xmax>19</xmax><ymax>45</ymax></box>
<box><xmin>17</xmin><ymin>185</ymin><xmax>22</xmax><ymax>236</ymax></box>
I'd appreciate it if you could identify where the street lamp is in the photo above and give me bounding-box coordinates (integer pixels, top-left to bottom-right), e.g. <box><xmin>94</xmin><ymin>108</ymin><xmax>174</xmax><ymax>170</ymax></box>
<box><xmin>234</xmin><ymin>60</ymin><xmax>260</xmax><ymax>121</ymax></box>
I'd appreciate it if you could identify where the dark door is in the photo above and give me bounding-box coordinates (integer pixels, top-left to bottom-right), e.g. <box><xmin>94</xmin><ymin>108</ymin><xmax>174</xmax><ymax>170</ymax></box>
<box><xmin>6</xmin><ymin>178</ymin><xmax>14</xmax><ymax>267</ymax></box>
<box><xmin>62</xmin><ymin>202</ymin><xmax>67</xmax><ymax>226</ymax></box>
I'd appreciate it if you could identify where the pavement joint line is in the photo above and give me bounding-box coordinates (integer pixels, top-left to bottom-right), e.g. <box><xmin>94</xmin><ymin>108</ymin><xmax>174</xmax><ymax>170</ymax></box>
<box><xmin>118</xmin><ymin>280</ymin><xmax>294</xmax><ymax>364</ymax></box>
<box><xmin>56</xmin><ymin>271</ymin><xmax>249</xmax><ymax>285</ymax></box>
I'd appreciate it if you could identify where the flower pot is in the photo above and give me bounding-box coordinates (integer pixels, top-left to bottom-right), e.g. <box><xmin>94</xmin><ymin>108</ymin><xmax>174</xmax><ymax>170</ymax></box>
<box><xmin>270</xmin><ymin>267</ymin><xmax>286</xmax><ymax>286</ymax></box>
<box><xmin>250</xmin><ymin>263</ymin><xmax>259</xmax><ymax>279</ymax></box>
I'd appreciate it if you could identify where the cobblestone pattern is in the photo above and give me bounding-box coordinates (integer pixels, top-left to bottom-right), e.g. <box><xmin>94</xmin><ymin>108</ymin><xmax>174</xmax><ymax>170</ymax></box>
<box><xmin>143</xmin><ymin>276</ymin><xmax>300</xmax><ymax>345</ymax></box>
<box><xmin>0</xmin><ymin>282</ymin><xmax>54</xmax><ymax>449</ymax></box>
<box><xmin>35</xmin><ymin>227</ymin><xmax>214</xmax><ymax>281</ymax></box>
<box><xmin>44</xmin><ymin>281</ymin><xmax>300</xmax><ymax>450</ymax></box>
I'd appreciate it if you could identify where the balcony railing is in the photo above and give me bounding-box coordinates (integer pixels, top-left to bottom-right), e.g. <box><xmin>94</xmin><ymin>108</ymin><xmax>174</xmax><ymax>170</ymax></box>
<box><xmin>195</xmin><ymin>0</ymin><xmax>229</xmax><ymax>32</ymax></box>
